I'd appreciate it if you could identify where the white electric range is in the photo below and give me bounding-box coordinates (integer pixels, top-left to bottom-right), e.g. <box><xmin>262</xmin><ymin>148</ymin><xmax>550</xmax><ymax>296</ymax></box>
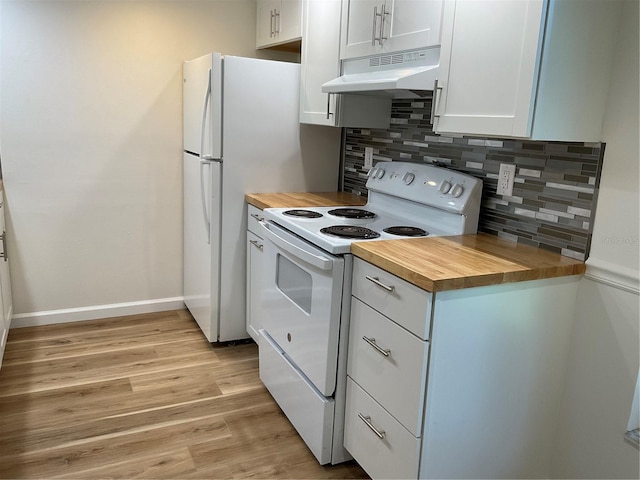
<box><xmin>256</xmin><ymin>161</ymin><xmax>483</xmax><ymax>465</ymax></box>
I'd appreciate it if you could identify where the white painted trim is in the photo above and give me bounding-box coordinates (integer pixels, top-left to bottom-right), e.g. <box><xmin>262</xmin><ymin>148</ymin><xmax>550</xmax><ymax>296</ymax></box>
<box><xmin>584</xmin><ymin>258</ymin><xmax>640</xmax><ymax>295</ymax></box>
<box><xmin>11</xmin><ymin>297</ymin><xmax>186</xmax><ymax>328</ymax></box>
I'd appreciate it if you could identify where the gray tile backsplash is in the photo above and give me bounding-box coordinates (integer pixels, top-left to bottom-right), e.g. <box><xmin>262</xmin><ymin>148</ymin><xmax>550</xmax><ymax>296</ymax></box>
<box><xmin>342</xmin><ymin>97</ymin><xmax>604</xmax><ymax>260</ymax></box>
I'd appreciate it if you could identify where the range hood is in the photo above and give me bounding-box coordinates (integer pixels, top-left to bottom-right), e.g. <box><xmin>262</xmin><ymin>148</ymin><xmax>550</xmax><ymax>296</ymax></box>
<box><xmin>322</xmin><ymin>48</ymin><xmax>440</xmax><ymax>99</ymax></box>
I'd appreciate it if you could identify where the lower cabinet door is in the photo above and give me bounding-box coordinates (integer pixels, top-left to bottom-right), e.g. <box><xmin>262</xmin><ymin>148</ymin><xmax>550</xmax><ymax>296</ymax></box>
<box><xmin>344</xmin><ymin>378</ymin><xmax>421</xmax><ymax>479</ymax></box>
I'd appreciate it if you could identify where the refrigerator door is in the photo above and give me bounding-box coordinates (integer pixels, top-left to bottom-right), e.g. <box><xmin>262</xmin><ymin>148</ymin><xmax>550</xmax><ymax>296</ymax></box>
<box><xmin>183</xmin><ymin>152</ymin><xmax>222</xmax><ymax>342</ymax></box>
<box><xmin>183</xmin><ymin>53</ymin><xmax>222</xmax><ymax>159</ymax></box>
<box><xmin>215</xmin><ymin>56</ymin><xmax>340</xmax><ymax>342</ymax></box>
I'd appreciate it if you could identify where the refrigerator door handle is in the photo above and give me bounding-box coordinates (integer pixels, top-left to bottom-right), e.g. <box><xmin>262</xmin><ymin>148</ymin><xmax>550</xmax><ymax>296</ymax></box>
<box><xmin>200</xmin><ymin>68</ymin><xmax>213</xmax><ymax>161</ymax></box>
<box><xmin>200</xmin><ymin>159</ymin><xmax>211</xmax><ymax>244</ymax></box>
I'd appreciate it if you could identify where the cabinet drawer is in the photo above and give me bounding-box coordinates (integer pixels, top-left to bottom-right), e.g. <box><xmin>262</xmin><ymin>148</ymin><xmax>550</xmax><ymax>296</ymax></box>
<box><xmin>247</xmin><ymin>205</ymin><xmax>265</xmax><ymax>236</ymax></box>
<box><xmin>344</xmin><ymin>378</ymin><xmax>420</xmax><ymax>480</ymax></box>
<box><xmin>348</xmin><ymin>298</ymin><xmax>428</xmax><ymax>436</ymax></box>
<box><xmin>352</xmin><ymin>258</ymin><xmax>431</xmax><ymax>339</ymax></box>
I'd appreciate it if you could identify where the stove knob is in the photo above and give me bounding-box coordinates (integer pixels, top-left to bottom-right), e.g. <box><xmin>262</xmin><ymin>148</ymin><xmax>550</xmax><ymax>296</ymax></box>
<box><xmin>439</xmin><ymin>180</ymin><xmax>452</xmax><ymax>194</ymax></box>
<box><xmin>450</xmin><ymin>183</ymin><xmax>464</xmax><ymax>198</ymax></box>
<box><xmin>376</xmin><ymin>168</ymin><xmax>386</xmax><ymax>179</ymax></box>
<box><xmin>402</xmin><ymin>172</ymin><xmax>416</xmax><ymax>185</ymax></box>
<box><xmin>368</xmin><ymin>167</ymin><xmax>378</xmax><ymax>178</ymax></box>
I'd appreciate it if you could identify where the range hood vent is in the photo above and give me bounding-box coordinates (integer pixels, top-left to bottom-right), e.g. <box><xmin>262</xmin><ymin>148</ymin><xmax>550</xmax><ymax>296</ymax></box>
<box><xmin>322</xmin><ymin>48</ymin><xmax>440</xmax><ymax>99</ymax></box>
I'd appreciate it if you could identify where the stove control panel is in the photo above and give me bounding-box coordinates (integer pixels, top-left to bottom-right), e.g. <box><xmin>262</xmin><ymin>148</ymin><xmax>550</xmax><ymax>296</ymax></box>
<box><xmin>366</xmin><ymin>161</ymin><xmax>482</xmax><ymax>213</ymax></box>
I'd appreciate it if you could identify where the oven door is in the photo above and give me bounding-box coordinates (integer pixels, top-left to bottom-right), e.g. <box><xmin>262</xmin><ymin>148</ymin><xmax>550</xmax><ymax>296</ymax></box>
<box><xmin>259</xmin><ymin>221</ymin><xmax>345</xmax><ymax>396</ymax></box>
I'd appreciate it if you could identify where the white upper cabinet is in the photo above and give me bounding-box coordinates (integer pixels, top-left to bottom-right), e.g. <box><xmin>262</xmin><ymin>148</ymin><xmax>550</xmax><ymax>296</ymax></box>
<box><xmin>299</xmin><ymin>0</ymin><xmax>342</xmax><ymax>125</ymax></box>
<box><xmin>340</xmin><ymin>0</ymin><xmax>444</xmax><ymax>60</ymax></box>
<box><xmin>256</xmin><ymin>0</ymin><xmax>302</xmax><ymax>49</ymax></box>
<box><xmin>299</xmin><ymin>0</ymin><xmax>392</xmax><ymax>127</ymax></box>
<box><xmin>432</xmin><ymin>0</ymin><xmax>622</xmax><ymax>141</ymax></box>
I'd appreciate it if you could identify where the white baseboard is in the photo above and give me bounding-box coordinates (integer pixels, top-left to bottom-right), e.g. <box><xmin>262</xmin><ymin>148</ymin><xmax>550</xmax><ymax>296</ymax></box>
<box><xmin>11</xmin><ymin>297</ymin><xmax>186</xmax><ymax>328</ymax></box>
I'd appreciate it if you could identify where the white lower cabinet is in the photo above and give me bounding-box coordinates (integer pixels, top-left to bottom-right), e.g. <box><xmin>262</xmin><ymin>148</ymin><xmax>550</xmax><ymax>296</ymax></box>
<box><xmin>246</xmin><ymin>205</ymin><xmax>265</xmax><ymax>342</ymax></box>
<box><xmin>0</xmin><ymin>192</ymin><xmax>13</xmax><ymax>369</ymax></box>
<box><xmin>345</xmin><ymin>257</ymin><xmax>581</xmax><ymax>479</ymax></box>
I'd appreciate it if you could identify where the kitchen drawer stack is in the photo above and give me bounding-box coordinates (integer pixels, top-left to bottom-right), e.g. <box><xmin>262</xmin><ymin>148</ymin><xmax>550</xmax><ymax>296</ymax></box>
<box><xmin>246</xmin><ymin>205</ymin><xmax>265</xmax><ymax>343</ymax></box>
<box><xmin>345</xmin><ymin>257</ymin><xmax>431</xmax><ymax>479</ymax></box>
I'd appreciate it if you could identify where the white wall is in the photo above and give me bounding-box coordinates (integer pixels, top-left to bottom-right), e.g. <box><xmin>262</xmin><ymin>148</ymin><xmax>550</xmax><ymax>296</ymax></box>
<box><xmin>550</xmin><ymin>0</ymin><xmax>640</xmax><ymax>477</ymax></box>
<box><xmin>0</xmin><ymin>0</ymin><xmax>296</xmax><ymax>321</ymax></box>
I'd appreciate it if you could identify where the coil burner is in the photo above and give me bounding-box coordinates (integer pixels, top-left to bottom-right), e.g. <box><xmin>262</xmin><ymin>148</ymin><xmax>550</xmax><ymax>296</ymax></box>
<box><xmin>320</xmin><ymin>225</ymin><xmax>380</xmax><ymax>239</ymax></box>
<box><xmin>327</xmin><ymin>208</ymin><xmax>376</xmax><ymax>219</ymax></box>
<box><xmin>282</xmin><ymin>209</ymin><xmax>323</xmax><ymax>219</ymax></box>
<box><xmin>383</xmin><ymin>226</ymin><xmax>428</xmax><ymax>237</ymax></box>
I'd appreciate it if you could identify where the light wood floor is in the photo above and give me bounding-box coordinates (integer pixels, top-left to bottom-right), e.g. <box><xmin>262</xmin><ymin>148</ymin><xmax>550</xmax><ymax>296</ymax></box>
<box><xmin>0</xmin><ymin>310</ymin><xmax>369</xmax><ymax>479</ymax></box>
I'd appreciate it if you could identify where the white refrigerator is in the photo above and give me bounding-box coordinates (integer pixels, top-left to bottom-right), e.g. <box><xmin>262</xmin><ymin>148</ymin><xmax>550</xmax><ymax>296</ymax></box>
<box><xmin>183</xmin><ymin>53</ymin><xmax>340</xmax><ymax>342</ymax></box>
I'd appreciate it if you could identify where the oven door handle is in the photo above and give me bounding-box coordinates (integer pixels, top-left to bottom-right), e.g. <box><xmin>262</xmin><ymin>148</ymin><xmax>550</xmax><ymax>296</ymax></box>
<box><xmin>259</xmin><ymin>222</ymin><xmax>333</xmax><ymax>271</ymax></box>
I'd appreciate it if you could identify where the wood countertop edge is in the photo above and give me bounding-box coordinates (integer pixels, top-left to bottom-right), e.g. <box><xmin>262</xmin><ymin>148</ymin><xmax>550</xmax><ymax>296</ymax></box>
<box><xmin>351</xmin><ymin>236</ymin><xmax>586</xmax><ymax>292</ymax></box>
<box><xmin>245</xmin><ymin>192</ymin><xmax>366</xmax><ymax>210</ymax></box>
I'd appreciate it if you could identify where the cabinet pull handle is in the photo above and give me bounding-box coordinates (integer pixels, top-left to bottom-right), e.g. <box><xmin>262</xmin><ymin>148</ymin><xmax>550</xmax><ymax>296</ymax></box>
<box><xmin>358</xmin><ymin>413</ymin><xmax>386</xmax><ymax>439</ymax></box>
<box><xmin>371</xmin><ymin>6</ymin><xmax>379</xmax><ymax>45</ymax></box>
<box><xmin>274</xmin><ymin>9</ymin><xmax>280</xmax><ymax>34</ymax></box>
<box><xmin>379</xmin><ymin>3</ymin><xmax>389</xmax><ymax>45</ymax></box>
<box><xmin>270</xmin><ymin>9</ymin><xmax>275</xmax><ymax>37</ymax></box>
<box><xmin>250</xmin><ymin>213</ymin><xmax>264</xmax><ymax>222</ymax></box>
<box><xmin>372</xmin><ymin>4</ymin><xmax>388</xmax><ymax>46</ymax></box>
<box><xmin>326</xmin><ymin>93</ymin><xmax>334</xmax><ymax>119</ymax></box>
<box><xmin>362</xmin><ymin>336</ymin><xmax>390</xmax><ymax>357</ymax></box>
<box><xmin>249</xmin><ymin>239</ymin><xmax>263</xmax><ymax>251</ymax></box>
<box><xmin>365</xmin><ymin>275</ymin><xmax>394</xmax><ymax>292</ymax></box>
<box><xmin>431</xmin><ymin>79</ymin><xmax>444</xmax><ymax>125</ymax></box>
<box><xmin>0</xmin><ymin>232</ymin><xmax>7</xmax><ymax>262</ymax></box>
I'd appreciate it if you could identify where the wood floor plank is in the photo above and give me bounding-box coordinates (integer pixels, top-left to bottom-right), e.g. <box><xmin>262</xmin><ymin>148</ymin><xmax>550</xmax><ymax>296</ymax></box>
<box><xmin>50</xmin><ymin>447</ymin><xmax>202</xmax><ymax>479</ymax></box>
<box><xmin>5</xmin><ymin>311</ymin><xmax>189</xmax><ymax>344</ymax></box>
<box><xmin>0</xmin><ymin>415</ymin><xmax>231</xmax><ymax>478</ymax></box>
<box><xmin>0</xmin><ymin>348</ymin><xmax>220</xmax><ymax>396</ymax></box>
<box><xmin>0</xmin><ymin>309</ymin><xmax>369</xmax><ymax>479</ymax></box>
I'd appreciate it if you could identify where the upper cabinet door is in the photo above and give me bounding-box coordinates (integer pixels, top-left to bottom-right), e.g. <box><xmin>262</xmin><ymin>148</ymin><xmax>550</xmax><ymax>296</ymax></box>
<box><xmin>340</xmin><ymin>0</ymin><xmax>383</xmax><ymax>59</ymax></box>
<box><xmin>433</xmin><ymin>0</ymin><xmax>545</xmax><ymax>138</ymax></box>
<box><xmin>279</xmin><ymin>0</ymin><xmax>303</xmax><ymax>42</ymax></box>
<box><xmin>257</xmin><ymin>0</ymin><xmax>282</xmax><ymax>48</ymax></box>
<box><xmin>383</xmin><ymin>0</ymin><xmax>443</xmax><ymax>53</ymax></box>
<box><xmin>256</xmin><ymin>0</ymin><xmax>302</xmax><ymax>48</ymax></box>
<box><xmin>340</xmin><ymin>0</ymin><xmax>443</xmax><ymax>60</ymax></box>
<box><xmin>299</xmin><ymin>0</ymin><xmax>342</xmax><ymax>126</ymax></box>
<box><xmin>432</xmin><ymin>0</ymin><xmax>621</xmax><ymax>141</ymax></box>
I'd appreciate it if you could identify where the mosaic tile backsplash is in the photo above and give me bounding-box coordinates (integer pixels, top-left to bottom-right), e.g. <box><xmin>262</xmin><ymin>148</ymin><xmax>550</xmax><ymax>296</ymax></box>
<box><xmin>342</xmin><ymin>97</ymin><xmax>605</xmax><ymax>260</ymax></box>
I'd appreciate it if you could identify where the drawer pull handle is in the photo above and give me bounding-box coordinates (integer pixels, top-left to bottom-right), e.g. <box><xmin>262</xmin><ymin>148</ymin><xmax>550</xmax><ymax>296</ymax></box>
<box><xmin>365</xmin><ymin>275</ymin><xmax>394</xmax><ymax>292</ymax></box>
<box><xmin>362</xmin><ymin>336</ymin><xmax>390</xmax><ymax>357</ymax></box>
<box><xmin>249</xmin><ymin>239</ymin><xmax>263</xmax><ymax>251</ymax></box>
<box><xmin>250</xmin><ymin>213</ymin><xmax>265</xmax><ymax>222</ymax></box>
<box><xmin>358</xmin><ymin>413</ymin><xmax>386</xmax><ymax>439</ymax></box>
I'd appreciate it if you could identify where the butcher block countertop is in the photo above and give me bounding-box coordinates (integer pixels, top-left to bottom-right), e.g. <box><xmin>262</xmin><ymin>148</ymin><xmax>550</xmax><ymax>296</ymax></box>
<box><xmin>245</xmin><ymin>192</ymin><xmax>366</xmax><ymax>210</ymax></box>
<box><xmin>351</xmin><ymin>233</ymin><xmax>586</xmax><ymax>292</ymax></box>
<box><xmin>245</xmin><ymin>192</ymin><xmax>585</xmax><ymax>292</ymax></box>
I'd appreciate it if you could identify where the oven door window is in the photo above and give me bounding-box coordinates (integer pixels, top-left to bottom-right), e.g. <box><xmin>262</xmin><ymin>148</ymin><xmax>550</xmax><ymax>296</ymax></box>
<box><xmin>276</xmin><ymin>253</ymin><xmax>312</xmax><ymax>314</ymax></box>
